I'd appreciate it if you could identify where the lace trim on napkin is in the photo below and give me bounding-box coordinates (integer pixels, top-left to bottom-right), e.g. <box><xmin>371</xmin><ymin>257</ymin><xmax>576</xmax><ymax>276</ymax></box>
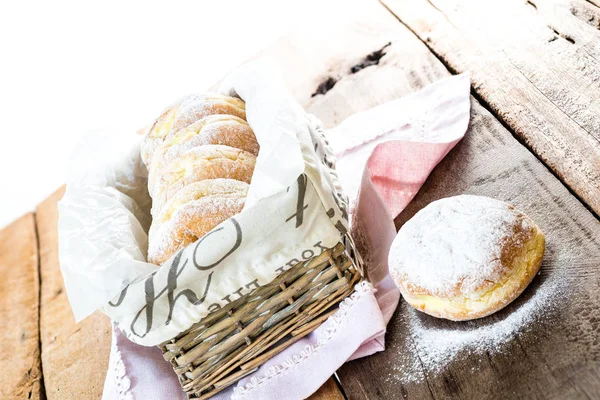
<box><xmin>111</xmin><ymin>324</ymin><xmax>133</xmax><ymax>400</ymax></box>
<box><xmin>232</xmin><ymin>281</ymin><xmax>375</xmax><ymax>399</ymax></box>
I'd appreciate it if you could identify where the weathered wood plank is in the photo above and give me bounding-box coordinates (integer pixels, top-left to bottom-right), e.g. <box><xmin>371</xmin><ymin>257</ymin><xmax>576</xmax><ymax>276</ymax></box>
<box><xmin>252</xmin><ymin>0</ymin><xmax>600</xmax><ymax>398</ymax></box>
<box><xmin>0</xmin><ymin>213</ymin><xmax>43</xmax><ymax>399</ymax></box>
<box><xmin>308</xmin><ymin>377</ymin><xmax>346</xmax><ymax>400</ymax></box>
<box><xmin>36</xmin><ymin>187</ymin><xmax>112</xmax><ymax>399</ymax></box>
<box><xmin>254</xmin><ymin>3</ymin><xmax>445</xmax><ymax>128</ymax></box>
<box><xmin>381</xmin><ymin>0</ymin><xmax>600</xmax><ymax>218</ymax></box>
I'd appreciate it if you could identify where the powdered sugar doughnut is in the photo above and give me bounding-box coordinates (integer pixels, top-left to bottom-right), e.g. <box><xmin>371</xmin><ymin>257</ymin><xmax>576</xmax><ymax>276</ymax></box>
<box><xmin>141</xmin><ymin>93</ymin><xmax>247</xmax><ymax>165</ymax></box>
<box><xmin>147</xmin><ymin>115</ymin><xmax>258</xmax><ymax>190</ymax></box>
<box><xmin>148</xmin><ymin>179</ymin><xmax>248</xmax><ymax>265</ymax></box>
<box><xmin>389</xmin><ymin>195</ymin><xmax>545</xmax><ymax>321</ymax></box>
<box><xmin>151</xmin><ymin>145</ymin><xmax>256</xmax><ymax>216</ymax></box>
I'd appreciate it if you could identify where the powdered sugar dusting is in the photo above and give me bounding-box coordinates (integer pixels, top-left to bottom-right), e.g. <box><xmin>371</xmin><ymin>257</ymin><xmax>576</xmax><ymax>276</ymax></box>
<box><xmin>382</xmin><ymin>267</ymin><xmax>567</xmax><ymax>385</ymax></box>
<box><xmin>380</xmin><ymin>195</ymin><xmax>566</xmax><ymax>385</ymax></box>
<box><xmin>150</xmin><ymin>145</ymin><xmax>256</xmax><ymax>215</ymax></box>
<box><xmin>389</xmin><ymin>195</ymin><xmax>532</xmax><ymax>299</ymax></box>
<box><xmin>148</xmin><ymin>117</ymin><xmax>258</xmax><ymax>189</ymax></box>
<box><xmin>142</xmin><ymin>93</ymin><xmax>257</xmax><ymax>265</ymax></box>
<box><xmin>141</xmin><ymin>93</ymin><xmax>247</xmax><ymax>166</ymax></box>
<box><xmin>169</xmin><ymin>93</ymin><xmax>246</xmax><ymax>134</ymax></box>
<box><xmin>148</xmin><ymin>193</ymin><xmax>246</xmax><ymax>265</ymax></box>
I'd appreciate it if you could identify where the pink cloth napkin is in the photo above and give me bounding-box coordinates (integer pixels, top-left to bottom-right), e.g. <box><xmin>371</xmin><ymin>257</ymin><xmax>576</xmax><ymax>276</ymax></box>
<box><xmin>103</xmin><ymin>73</ymin><xmax>471</xmax><ymax>400</ymax></box>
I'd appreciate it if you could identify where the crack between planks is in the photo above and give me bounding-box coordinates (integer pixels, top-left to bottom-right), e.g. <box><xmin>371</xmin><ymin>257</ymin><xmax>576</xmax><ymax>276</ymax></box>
<box><xmin>33</xmin><ymin>212</ymin><xmax>47</xmax><ymax>400</ymax></box>
<box><xmin>526</xmin><ymin>0</ymin><xmax>538</xmax><ymax>11</ymax></box>
<box><xmin>425</xmin><ymin>0</ymin><xmax>458</xmax><ymax>29</ymax></box>
<box><xmin>378</xmin><ymin>1</ymin><xmax>460</xmax><ymax>74</ymax></box>
<box><xmin>547</xmin><ymin>24</ymin><xmax>576</xmax><ymax>44</ymax></box>
<box><xmin>585</xmin><ymin>0</ymin><xmax>600</xmax><ymax>10</ymax></box>
<box><xmin>378</xmin><ymin>0</ymin><xmax>600</xmax><ymax>222</ymax></box>
<box><xmin>333</xmin><ymin>372</ymin><xmax>349</xmax><ymax>400</ymax></box>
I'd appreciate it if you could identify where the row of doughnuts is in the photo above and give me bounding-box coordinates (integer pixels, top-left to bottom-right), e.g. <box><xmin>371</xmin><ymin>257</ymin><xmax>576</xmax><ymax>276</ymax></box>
<box><xmin>142</xmin><ymin>93</ymin><xmax>259</xmax><ymax>265</ymax></box>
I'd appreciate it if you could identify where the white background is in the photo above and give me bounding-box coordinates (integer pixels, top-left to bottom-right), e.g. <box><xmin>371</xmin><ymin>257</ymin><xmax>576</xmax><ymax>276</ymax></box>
<box><xmin>0</xmin><ymin>0</ymin><xmax>324</xmax><ymax>229</ymax></box>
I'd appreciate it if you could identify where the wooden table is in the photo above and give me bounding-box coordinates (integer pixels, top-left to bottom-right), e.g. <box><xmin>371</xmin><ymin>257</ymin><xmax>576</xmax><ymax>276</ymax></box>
<box><xmin>2</xmin><ymin>0</ymin><xmax>600</xmax><ymax>398</ymax></box>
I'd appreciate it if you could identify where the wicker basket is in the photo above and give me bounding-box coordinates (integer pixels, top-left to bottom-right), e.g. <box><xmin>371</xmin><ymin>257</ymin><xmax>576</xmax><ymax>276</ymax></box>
<box><xmin>159</xmin><ymin>233</ymin><xmax>363</xmax><ymax>399</ymax></box>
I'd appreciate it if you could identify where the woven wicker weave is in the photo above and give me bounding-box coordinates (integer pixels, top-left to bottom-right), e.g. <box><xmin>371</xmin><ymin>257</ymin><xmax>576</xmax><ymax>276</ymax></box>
<box><xmin>159</xmin><ymin>234</ymin><xmax>363</xmax><ymax>399</ymax></box>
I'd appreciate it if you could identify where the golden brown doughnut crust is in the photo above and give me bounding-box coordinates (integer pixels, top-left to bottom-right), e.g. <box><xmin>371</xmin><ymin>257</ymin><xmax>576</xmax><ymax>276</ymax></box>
<box><xmin>147</xmin><ymin>179</ymin><xmax>248</xmax><ymax>265</ymax></box>
<box><xmin>141</xmin><ymin>93</ymin><xmax>247</xmax><ymax>166</ymax></box>
<box><xmin>142</xmin><ymin>93</ymin><xmax>258</xmax><ymax>266</ymax></box>
<box><xmin>389</xmin><ymin>195</ymin><xmax>546</xmax><ymax>321</ymax></box>
<box><xmin>147</xmin><ymin>115</ymin><xmax>259</xmax><ymax>190</ymax></box>
<box><xmin>150</xmin><ymin>144</ymin><xmax>256</xmax><ymax>216</ymax></box>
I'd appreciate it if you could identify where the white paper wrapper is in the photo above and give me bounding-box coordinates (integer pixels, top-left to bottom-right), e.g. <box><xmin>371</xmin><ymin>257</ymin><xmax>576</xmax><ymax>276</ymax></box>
<box><xmin>58</xmin><ymin>59</ymin><xmax>349</xmax><ymax>346</ymax></box>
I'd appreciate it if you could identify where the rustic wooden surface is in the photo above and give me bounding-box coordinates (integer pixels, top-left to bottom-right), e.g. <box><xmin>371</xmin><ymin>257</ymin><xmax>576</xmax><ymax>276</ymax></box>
<box><xmin>286</xmin><ymin>1</ymin><xmax>600</xmax><ymax>398</ymax></box>
<box><xmin>310</xmin><ymin>376</ymin><xmax>345</xmax><ymax>400</ymax></box>
<box><xmin>36</xmin><ymin>187</ymin><xmax>112</xmax><ymax>400</ymax></box>
<box><xmin>244</xmin><ymin>0</ymin><xmax>600</xmax><ymax>398</ymax></box>
<box><xmin>1</xmin><ymin>0</ymin><xmax>600</xmax><ymax>399</ymax></box>
<box><xmin>381</xmin><ymin>0</ymin><xmax>600</xmax><ymax>217</ymax></box>
<box><xmin>0</xmin><ymin>214</ymin><xmax>43</xmax><ymax>399</ymax></box>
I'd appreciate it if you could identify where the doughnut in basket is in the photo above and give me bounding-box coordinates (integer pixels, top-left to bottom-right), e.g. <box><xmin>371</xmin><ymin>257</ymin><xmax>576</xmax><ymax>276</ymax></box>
<box><xmin>141</xmin><ymin>93</ymin><xmax>247</xmax><ymax>166</ymax></box>
<box><xmin>137</xmin><ymin>92</ymin><xmax>362</xmax><ymax>399</ymax></box>
<box><xmin>142</xmin><ymin>94</ymin><xmax>258</xmax><ymax>266</ymax></box>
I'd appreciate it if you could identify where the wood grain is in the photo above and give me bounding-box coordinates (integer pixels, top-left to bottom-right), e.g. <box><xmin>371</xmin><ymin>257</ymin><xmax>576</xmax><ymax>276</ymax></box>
<box><xmin>0</xmin><ymin>213</ymin><xmax>43</xmax><ymax>400</ymax></box>
<box><xmin>36</xmin><ymin>187</ymin><xmax>112</xmax><ymax>400</ymax></box>
<box><xmin>381</xmin><ymin>0</ymin><xmax>600</xmax><ymax>218</ymax></box>
<box><xmin>308</xmin><ymin>377</ymin><xmax>346</xmax><ymax>400</ymax></box>
<box><xmin>251</xmin><ymin>0</ymin><xmax>600</xmax><ymax>398</ymax></box>
<box><xmin>16</xmin><ymin>0</ymin><xmax>600</xmax><ymax>398</ymax></box>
